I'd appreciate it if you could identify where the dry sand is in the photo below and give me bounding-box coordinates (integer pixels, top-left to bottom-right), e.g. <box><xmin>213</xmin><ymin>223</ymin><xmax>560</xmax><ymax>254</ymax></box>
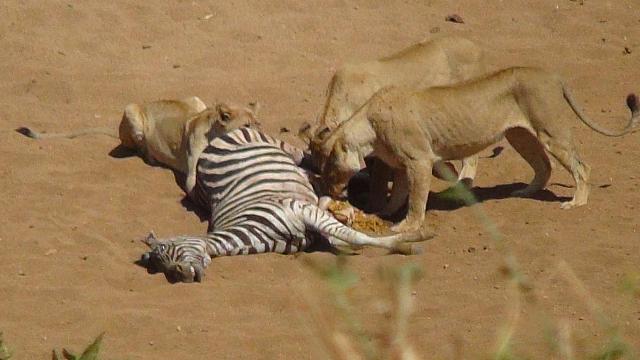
<box><xmin>1</xmin><ymin>1</ymin><xmax>639</xmax><ymax>358</ymax></box>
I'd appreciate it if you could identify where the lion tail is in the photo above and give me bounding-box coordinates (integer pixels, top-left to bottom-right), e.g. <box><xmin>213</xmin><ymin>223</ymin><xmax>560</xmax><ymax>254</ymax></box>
<box><xmin>563</xmin><ymin>86</ymin><xmax>640</xmax><ymax>137</ymax></box>
<box><xmin>15</xmin><ymin>127</ymin><xmax>118</xmax><ymax>140</ymax></box>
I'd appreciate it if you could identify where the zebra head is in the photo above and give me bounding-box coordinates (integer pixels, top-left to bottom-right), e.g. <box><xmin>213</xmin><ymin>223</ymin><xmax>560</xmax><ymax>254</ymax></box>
<box><xmin>139</xmin><ymin>231</ymin><xmax>211</xmax><ymax>283</ymax></box>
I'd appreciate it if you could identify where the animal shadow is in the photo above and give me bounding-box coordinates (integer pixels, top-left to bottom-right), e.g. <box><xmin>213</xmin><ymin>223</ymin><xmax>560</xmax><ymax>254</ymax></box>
<box><xmin>347</xmin><ymin>176</ymin><xmax>571</xmax><ymax>219</ymax></box>
<box><xmin>180</xmin><ymin>195</ymin><xmax>209</xmax><ymax>223</ymax></box>
<box><xmin>110</xmin><ymin>144</ymin><xmax>201</xmax><ymax>213</ymax></box>
<box><xmin>109</xmin><ymin>144</ymin><xmax>174</xmax><ymax>173</ymax></box>
<box><xmin>133</xmin><ymin>257</ymin><xmax>185</xmax><ymax>284</ymax></box>
<box><xmin>485</xmin><ymin>146</ymin><xmax>504</xmax><ymax>158</ymax></box>
<box><xmin>426</xmin><ymin>182</ymin><xmax>571</xmax><ymax>211</ymax></box>
<box><xmin>108</xmin><ymin>144</ymin><xmax>137</xmax><ymax>159</ymax></box>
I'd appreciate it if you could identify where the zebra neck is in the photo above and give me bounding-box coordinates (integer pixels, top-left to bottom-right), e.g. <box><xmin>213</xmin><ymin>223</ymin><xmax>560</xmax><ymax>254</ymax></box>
<box><xmin>201</xmin><ymin>230</ymin><xmax>260</xmax><ymax>258</ymax></box>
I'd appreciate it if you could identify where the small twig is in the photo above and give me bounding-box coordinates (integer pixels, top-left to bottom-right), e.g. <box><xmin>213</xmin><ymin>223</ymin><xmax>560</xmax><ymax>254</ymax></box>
<box><xmin>557</xmin><ymin>320</ymin><xmax>575</xmax><ymax>360</ymax></box>
<box><xmin>493</xmin><ymin>280</ymin><xmax>522</xmax><ymax>359</ymax></box>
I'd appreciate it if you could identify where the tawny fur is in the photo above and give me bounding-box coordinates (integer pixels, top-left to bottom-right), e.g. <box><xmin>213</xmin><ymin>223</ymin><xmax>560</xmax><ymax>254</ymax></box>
<box><xmin>299</xmin><ymin>36</ymin><xmax>487</xmax><ymax>212</ymax></box>
<box><xmin>19</xmin><ymin>96</ymin><xmax>260</xmax><ymax>196</ymax></box>
<box><xmin>312</xmin><ymin>67</ymin><xmax>639</xmax><ymax>232</ymax></box>
<box><xmin>119</xmin><ymin>99</ymin><xmax>260</xmax><ymax>195</ymax></box>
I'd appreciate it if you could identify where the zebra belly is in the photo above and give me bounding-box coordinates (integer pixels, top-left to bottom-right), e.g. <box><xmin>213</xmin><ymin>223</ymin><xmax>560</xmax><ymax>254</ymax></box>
<box><xmin>206</xmin><ymin>199</ymin><xmax>312</xmax><ymax>257</ymax></box>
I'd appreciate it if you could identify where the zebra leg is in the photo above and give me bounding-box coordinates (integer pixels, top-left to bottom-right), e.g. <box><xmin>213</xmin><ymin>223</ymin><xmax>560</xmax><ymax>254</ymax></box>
<box><xmin>289</xmin><ymin>200</ymin><xmax>434</xmax><ymax>254</ymax></box>
<box><xmin>325</xmin><ymin>236</ymin><xmax>363</xmax><ymax>255</ymax></box>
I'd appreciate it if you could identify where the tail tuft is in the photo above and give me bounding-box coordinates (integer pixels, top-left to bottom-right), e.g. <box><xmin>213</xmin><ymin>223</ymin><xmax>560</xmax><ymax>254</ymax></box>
<box><xmin>15</xmin><ymin>127</ymin><xmax>39</xmax><ymax>139</ymax></box>
<box><xmin>626</xmin><ymin>93</ymin><xmax>639</xmax><ymax>115</ymax></box>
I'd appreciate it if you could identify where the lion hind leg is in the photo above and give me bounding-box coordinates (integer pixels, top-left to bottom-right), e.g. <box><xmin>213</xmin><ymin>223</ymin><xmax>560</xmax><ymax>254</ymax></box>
<box><xmin>505</xmin><ymin>127</ymin><xmax>552</xmax><ymax>197</ymax></box>
<box><xmin>181</xmin><ymin>96</ymin><xmax>207</xmax><ymax>113</ymax></box>
<box><xmin>541</xmin><ymin>135</ymin><xmax>591</xmax><ymax>209</ymax></box>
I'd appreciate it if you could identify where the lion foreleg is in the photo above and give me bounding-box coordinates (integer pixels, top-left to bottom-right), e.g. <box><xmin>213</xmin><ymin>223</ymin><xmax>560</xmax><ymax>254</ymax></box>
<box><xmin>390</xmin><ymin>159</ymin><xmax>432</xmax><ymax>233</ymax></box>
<box><xmin>185</xmin><ymin>157</ymin><xmax>197</xmax><ymax>196</ymax></box>
<box><xmin>184</xmin><ymin>131</ymin><xmax>204</xmax><ymax>196</ymax></box>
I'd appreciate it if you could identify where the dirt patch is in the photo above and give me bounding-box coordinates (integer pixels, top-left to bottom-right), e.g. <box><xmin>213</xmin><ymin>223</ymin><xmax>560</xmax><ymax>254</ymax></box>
<box><xmin>0</xmin><ymin>1</ymin><xmax>639</xmax><ymax>359</ymax></box>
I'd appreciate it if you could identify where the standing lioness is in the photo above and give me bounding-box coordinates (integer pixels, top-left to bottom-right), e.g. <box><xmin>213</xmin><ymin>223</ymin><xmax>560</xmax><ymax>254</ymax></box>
<box><xmin>311</xmin><ymin>67</ymin><xmax>639</xmax><ymax>232</ymax></box>
<box><xmin>300</xmin><ymin>36</ymin><xmax>487</xmax><ymax>211</ymax></box>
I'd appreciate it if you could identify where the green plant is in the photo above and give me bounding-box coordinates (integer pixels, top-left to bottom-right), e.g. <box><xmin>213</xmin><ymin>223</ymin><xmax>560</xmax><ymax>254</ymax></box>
<box><xmin>304</xmin><ymin>164</ymin><xmax>638</xmax><ymax>359</ymax></box>
<box><xmin>303</xmin><ymin>257</ymin><xmax>423</xmax><ymax>360</ymax></box>
<box><xmin>0</xmin><ymin>332</ymin><xmax>12</xmax><ymax>360</ymax></box>
<box><xmin>51</xmin><ymin>333</ymin><xmax>104</xmax><ymax>360</ymax></box>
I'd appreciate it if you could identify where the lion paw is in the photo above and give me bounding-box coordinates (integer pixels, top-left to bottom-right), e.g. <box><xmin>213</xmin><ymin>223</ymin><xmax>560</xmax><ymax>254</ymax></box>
<box><xmin>560</xmin><ymin>199</ymin><xmax>586</xmax><ymax>209</ymax></box>
<box><xmin>390</xmin><ymin>219</ymin><xmax>421</xmax><ymax>233</ymax></box>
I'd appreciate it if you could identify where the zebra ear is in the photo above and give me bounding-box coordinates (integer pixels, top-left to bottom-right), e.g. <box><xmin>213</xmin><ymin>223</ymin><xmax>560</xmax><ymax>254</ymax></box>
<box><xmin>142</xmin><ymin>231</ymin><xmax>159</xmax><ymax>248</ymax></box>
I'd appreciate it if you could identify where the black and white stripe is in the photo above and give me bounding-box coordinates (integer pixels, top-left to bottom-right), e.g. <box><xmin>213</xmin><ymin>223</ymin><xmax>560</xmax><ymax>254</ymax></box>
<box><xmin>141</xmin><ymin>127</ymin><xmax>430</xmax><ymax>282</ymax></box>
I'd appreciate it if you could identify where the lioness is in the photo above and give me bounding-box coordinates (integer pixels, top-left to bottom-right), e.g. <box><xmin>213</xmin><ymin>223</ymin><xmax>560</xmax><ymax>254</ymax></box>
<box><xmin>299</xmin><ymin>36</ymin><xmax>487</xmax><ymax>211</ymax></box>
<box><xmin>117</xmin><ymin>96</ymin><xmax>209</xmax><ymax>162</ymax></box>
<box><xmin>131</xmin><ymin>102</ymin><xmax>260</xmax><ymax>195</ymax></box>
<box><xmin>18</xmin><ymin>97</ymin><xmax>259</xmax><ymax>196</ymax></box>
<box><xmin>311</xmin><ymin>67</ymin><xmax>639</xmax><ymax>232</ymax></box>
<box><xmin>19</xmin><ymin>96</ymin><xmax>207</xmax><ymax>141</ymax></box>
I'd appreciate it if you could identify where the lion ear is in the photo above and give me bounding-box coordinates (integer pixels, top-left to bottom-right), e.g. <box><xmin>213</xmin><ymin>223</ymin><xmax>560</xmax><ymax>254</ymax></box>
<box><xmin>142</xmin><ymin>231</ymin><xmax>159</xmax><ymax>248</ymax></box>
<box><xmin>244</xmin><ymin>102</ymin><xmax>262</xmax><ymax>128</ymax></box>
<box><xmin>298</xmin><ymin>121</ymin><xmax>315</xmax><ymax>146</ymax></box>
<box><xmin>316</xmin><ymin>126</ymin><xmax>331</xmax><ymax>141</ymax></box>
<box><xmin>246</xmin><ymin>101</ymin><xmax>260</xmax><ymax>116</ymax></box>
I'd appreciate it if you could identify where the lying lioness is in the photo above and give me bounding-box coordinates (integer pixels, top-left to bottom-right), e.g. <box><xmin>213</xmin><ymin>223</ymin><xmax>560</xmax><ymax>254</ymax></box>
<box><xmin>310</xmin><ymin>67</ymin><xmax>639</xmax><ymax>232</ymax></box>
<box><xmin>130</xmin><ymin>102</ymin><xmax>260</xmax><ymax>195</ymax></box>
<box><xmin>117</xmin><ymin>96</ymin><xmax>209</xmax><ymax>164</ymax></box>
<box><xmin>19</xmin><ymin>96</ymin><xmax>207</xmax><ymax>142</ymax></box>
<box><xmin>18</xmin><ymin>96</ymin><xmax>259</xmax><ymax>196</ymax></box>
<box><xmin>299</xmin><ymin>36</ymin><xmax>487</xmax><ymax>211</ymax></box>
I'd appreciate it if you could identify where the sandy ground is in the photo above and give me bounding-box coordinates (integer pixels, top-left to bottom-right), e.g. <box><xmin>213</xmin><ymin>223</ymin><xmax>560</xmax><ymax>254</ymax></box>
<box><xmin>1</xmin><ymin>0</ymin><xmax>639</xmax><ymax>358</ymax></box>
